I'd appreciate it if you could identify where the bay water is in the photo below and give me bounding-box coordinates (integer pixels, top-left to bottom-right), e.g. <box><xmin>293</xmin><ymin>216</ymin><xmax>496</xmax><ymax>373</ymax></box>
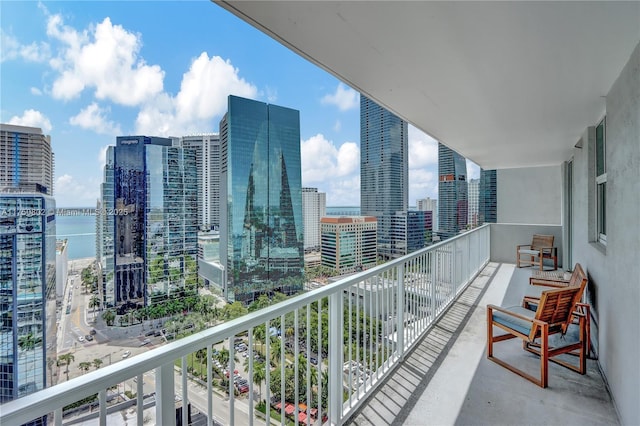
<box><xmin>56</xmin><ymin>206</ymin><xmax>360</xmax><ymax>260</ymax></box>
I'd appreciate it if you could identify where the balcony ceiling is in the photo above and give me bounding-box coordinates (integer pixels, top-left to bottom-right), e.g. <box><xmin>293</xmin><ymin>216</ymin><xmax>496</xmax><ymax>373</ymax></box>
<box><xmin>215</xmin><ymin>1</ymin><xmax>639</xmax><ymax>170</ymax></box>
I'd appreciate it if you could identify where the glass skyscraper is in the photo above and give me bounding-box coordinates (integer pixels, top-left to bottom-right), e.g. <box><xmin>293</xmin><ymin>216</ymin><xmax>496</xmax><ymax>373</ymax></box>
<box><xmin>0</xmin><ymin>194</ymin><xmax>56</xmax><ymax>416</ymax></box>
<box><xmin>438</xmin><ymin>143</ymin><xmax>468</xmax><ymax>239</ymax></box>
<box><xmin>0</xmin><ymin>124</ymin><xmax>56</xmax><ymax>420</ymax></box>
<box><xmin>360</xmin><ymin>96</ymin><xmax>408</xmax><ymax>259</ymax></box>
<box><xmin>479</xmin><ymin>169</ymin><xmax>497</xmax><ymax>224</ymax></box>
<box><xmin>179</xmin><ymin>134</ymin><xmax>221</xmax><ymax>231</ymax></box>
<box><xmin>98</xmin><ymin>136</ymin><xmax>198</xmax><ymax>309</ymax></box>
<box><xmin>220</xmin><ymin>95</ymin><xmax>304</xmax><ymax>304</ymax></box>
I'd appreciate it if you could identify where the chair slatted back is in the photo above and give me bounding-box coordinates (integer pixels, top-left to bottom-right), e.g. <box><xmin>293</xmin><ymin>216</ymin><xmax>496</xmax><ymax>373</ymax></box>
<box><xmin>530</xmin><ymin>285</ymin><xmax>583</xmax><ymax>339</ymax></box>
<box><xmin>531</xmin><ymin>234</ymin><xmax>554</xmax><ymax>250</ymax></box>
<box><xmin>567</xmin><ymin>263</ymin><xmax>588</xmax><ymax>288</ymax></box>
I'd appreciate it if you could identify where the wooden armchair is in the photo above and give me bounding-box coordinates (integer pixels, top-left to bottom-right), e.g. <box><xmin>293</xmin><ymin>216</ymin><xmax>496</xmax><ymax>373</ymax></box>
<box><xmin>524</xmin><ymin>263</ymin><xmax>590</xmax><ymax>359</ymax></box>
<box><xmin>516</xmin><ymin>234</ymin><xmax>557</xmax><ymax>270</ymax></box>
<box><xmin>487</xmin><ymin>284</ymin><xmax>587</xmax><ymax>388</ymax></box>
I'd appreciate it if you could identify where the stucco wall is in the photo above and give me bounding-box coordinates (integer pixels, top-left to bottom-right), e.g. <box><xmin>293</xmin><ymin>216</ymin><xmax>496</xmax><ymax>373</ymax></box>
<box><xmin>497</xmin><ymin>166</ymin><xmax>562</xmax><ymax>225</ymax></box>
<box><xmin>490</xmin><ymin>223</ymin><xmax>562</xmax><ymax>267</ymax></box>
<box><xmin>571</xmin><ymin>41</ymin><xmax>639</xmax><ymax>424</ymax></box>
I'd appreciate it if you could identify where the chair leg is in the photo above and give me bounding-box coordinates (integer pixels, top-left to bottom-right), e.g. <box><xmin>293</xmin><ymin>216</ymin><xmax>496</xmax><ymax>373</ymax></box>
<box><xmin>540</xmin><ymin>323</ymin><xmax>549</xmax><ymax>388</ymax></box>
<box><xmin>487</xmin><ymin>307</ymin><xmax>493</xmax><ymax>357</ymax></box>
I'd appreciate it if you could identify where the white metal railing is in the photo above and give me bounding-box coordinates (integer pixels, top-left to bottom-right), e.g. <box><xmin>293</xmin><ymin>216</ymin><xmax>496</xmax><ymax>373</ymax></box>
<box><xmin>1</xmin><ymin>225</ymin><xmax>489</xmax><ymax>426</ymax></box>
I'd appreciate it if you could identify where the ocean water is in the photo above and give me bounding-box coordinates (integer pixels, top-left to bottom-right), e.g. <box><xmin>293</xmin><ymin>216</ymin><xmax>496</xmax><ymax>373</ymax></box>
<box><xmin>55</xmin><ymin>206</ymin><xmax>361</xmax><ymax>260</ymax></box>
<box><xmin>56</xmin><ymin>211</ymin><xmax>96</xmax><ymax>260</ymax></box>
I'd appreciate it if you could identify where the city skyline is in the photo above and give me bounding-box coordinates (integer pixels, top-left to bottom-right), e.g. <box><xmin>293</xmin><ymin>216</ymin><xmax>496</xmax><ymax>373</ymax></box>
<box><xmin>1</xmin><ymin>1</ymin><xmax>479</xmax><ymax>208</ymax></box>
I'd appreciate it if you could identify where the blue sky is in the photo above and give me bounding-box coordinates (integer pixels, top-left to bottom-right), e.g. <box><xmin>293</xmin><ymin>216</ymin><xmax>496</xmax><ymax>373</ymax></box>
<box><xmin>1</xmin><ymin>1</ymin><xmax>477</xmax><ymax>207</ymax></box>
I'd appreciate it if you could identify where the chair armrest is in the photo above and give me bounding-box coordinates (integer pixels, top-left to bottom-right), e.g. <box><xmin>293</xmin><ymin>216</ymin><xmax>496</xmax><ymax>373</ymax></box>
<box><xmin>522</xmin><ymin>297</ymin><xmax>539</xmax><ymax>311</ymax></box>
<box><xmin>488</xmin><ymin>304</ymin><xmax>535</xmax><ymax>323</ymax></box>
<box><xmin>530</xmin><ymin>277</ymin><xmax>569</xmax><ymax>287</ymax></box>
<box><xmin>517</xmin><ymin>244</ymin><xmax>532</xmax><ymax>250</ymax></box>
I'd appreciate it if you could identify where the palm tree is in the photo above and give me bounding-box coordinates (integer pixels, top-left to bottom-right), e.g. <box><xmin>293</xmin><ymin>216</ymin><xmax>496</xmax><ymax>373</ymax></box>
<box><xmin>57</xmin><ymin>353</ymin><xmax>75</xmax><ymax>381</ymax></box>
<box><xmin>89</xmin><ymin>295</ymin><xmax>101</xmax><ymax>317</ymax></box>
<box><xmin>47</xmin><ymin>357</ymin><xmax>55</xmax><ymax>386</ymax></box>
<box><xmin>251</xmin><ymin>360</ymin><xmax>266</xmax><ymax>401</ymax></box>
<box><xmin>18</xmin><ymin>332</ymin><xmax>41</xmax><ymax>351</ymax></box>
<box><xmin>102</xmin><ymin>309</ymin><xmax>115</xmax><ymax>326</ymax></box>
<box><xmin>78</xmin><ymin>361</ymin><xmax>91</xmax><ymax>374</ymax></box>
<box><xmin>93</xmin><ymin>358</ymin><xmax>103</xmax><ymax>370</ymax></box>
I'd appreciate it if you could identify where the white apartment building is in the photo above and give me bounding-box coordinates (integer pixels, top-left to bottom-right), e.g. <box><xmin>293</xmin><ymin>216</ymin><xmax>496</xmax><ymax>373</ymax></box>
<box><xmin>302</xmin><ymin>187</ymin><xmax>326</xmax><ymax>252</ymax></box>
<box><xmin>0</xmin><ymin>124</ymin><xmax>54</xmax><ymax>195</ymax></box>
<box><xmin>467</xmin><ymin>178</ymin><xmax>479</xmax><ymax>228</ymax></box>
<box><xmin>179</xmin><ymin>133</ymin><xmax>221</xmax><ymax>231</ymax></box>
<box><xmin>416</xmin><ymin>197</ymin><xmax>438</xmax><ymax>231</ymax></box>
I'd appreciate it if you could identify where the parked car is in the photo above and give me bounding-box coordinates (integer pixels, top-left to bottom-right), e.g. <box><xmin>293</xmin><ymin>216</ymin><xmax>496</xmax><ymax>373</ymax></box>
<box><xmin>140</xmin><ymin>338</ymin><xmax>151</xmax><ymax>346</ymax></box>
<box><xmin>85</xmin><ymin>334</ymin><xmax>94</xmax><ymax>341</ymax></box>
<box><xmin>78</xmin><ymin>336</ymin><xmax>85</xmax><ymax>342</ymax></box>
<box><xmin>122</xmin><ymin>350</ymin><xmax>131</xmax><ymax>358</ymax></box>
<box><xmin>90</xmin><ymin>329</ymin><xmax>97</xmax><ymax>335</ymax></box>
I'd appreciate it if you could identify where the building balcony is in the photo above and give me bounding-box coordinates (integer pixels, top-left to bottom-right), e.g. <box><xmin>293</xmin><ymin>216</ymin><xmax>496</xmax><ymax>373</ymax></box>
<box><xmin>0</xmin><ymin>224</ymin><xmax>621</xmax><ymax>425</ymax></box>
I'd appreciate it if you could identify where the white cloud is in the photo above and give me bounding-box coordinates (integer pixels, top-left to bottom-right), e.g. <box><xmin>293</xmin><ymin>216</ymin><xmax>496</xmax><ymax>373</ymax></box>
<box><xmin>466</xmin><ymin>159</ymin><xmax>481</xmax><ymax>180</ymax></box>
<box><xmin>407</xmin><ymin>125</ymin><xmax>439</xmax><ymax>203</ymax></box>
<box><xmin>30</xmin><ymin>87</ymin><xmax>43</xmax><ymax>96</ymax></box>
<box><xmin>55</xmin><ymin>174</ymin><xmax>100</xmax><ymax>207</ymax></box>
<box><xmin>69</xmin><ymin>103</ymin><xmax>121</xmax><ymax>135</ymax></box>
<box><xmin>98</xmin><ymin>145</ymin><xmax>109</xmax><ymax>169</ymax></box>
<box><xmin>136</xmin><ymin>54</ymin><xmax>257</xmax><ymax>136</ymax></box>
<box><xmin>301</xmin><ymin>134</ymin><xmax>360</xmax><ymax>205</ymax></box>
<box><xmin>47</xmin><ymin>15</ymin><xmax>164</xmax><ymax>105</ymax></box>
<box><xmin>175</xmin><ymin>53</ymin><xmax>257</xmax><ymax>124</ymax></box>
<box><xmin>333</xmin><ymin>120</ymin><xmax>342</xmax><ymax>132</ymax></box>
<box><xmin>0</xmin><ymin>30</ymin><xmax>50</xmax><ymax>63</ymax></box>
<box><xmin>8</xmin><ymin>109</ymin><xmax>53</xmax><ymax>133</ymax></box>
<box><xmin>408</xmin><ymin>125</ymin><xmax>438</xmax><ymax>168</ymax></box>
<box><xmin>409</xmin><ymin>169</ymin><xmax>438</xmax><ymax>202</ymax></box>
<box><xmin>321</xmin><ymin>83</ymin><xmax>358</xmax><ymax>111</ymax></box>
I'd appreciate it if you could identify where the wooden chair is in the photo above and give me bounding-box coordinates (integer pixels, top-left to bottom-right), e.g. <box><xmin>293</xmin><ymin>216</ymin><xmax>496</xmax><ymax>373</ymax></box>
<box><xmin>516</xmin><ymin>234</ymin><xmax>557</xmax><ymax>270</ymax></box>
<box><xmin>524</xmin><ymin>263</ymin><xmax>591</xmax><ymax>360</ymax></box>
<box><xmin>487</xmin><ymin>283</ymin><xmax>587</xmax><ymax>388</ymax></box>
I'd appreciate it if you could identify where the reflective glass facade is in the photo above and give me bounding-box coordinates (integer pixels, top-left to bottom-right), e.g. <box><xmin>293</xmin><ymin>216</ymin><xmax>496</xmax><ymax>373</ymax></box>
<box><xmin>0</xmin><ymin>193</ymin><xmax>56</xmax><ymax>410</ymax></box>
<box><xmin>479</xmin><ymin>169</ymin><xmax>497</xmax><ymax>224</ymax></box>
<box><xmin>438</xmin><ymin>143</ymin><xmax>468</xmax><ymax>239</ymax></box>
<box><xmin>98</xmin><ymin>137</ymin><xmax>198</xmax><ymax>309</ymax></box>
<box><xmin>360</xmin><ymin>96</ymin><xmax>408</xmax><ymax>259</ymax></box>
<box><xmin>220</xmin><ymin>96</ymin><xmax>303</xmax><ymax>303</ymax></box>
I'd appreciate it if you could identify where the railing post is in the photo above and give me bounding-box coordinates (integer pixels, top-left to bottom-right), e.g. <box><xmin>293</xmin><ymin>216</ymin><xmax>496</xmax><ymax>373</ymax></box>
<box><xmin>54</xmin><ymin>407</ymin><xmax>62</xmax><ymax>426</ymax></box>
<box><xmin>181</xmin><ymin>357</ymin><xmax>188</xmax><ymax>426</ymax></box>
<box><xmin>137</xmin><ymin>374</ymin><xmax>144</xmax><ymax>426</ymax></box>
<box><xmin>329</xmin><ymin>291</ymin><xmax>343</xmax><ymax>425</ymax></box>
<box><xmin>156</xmin><ymin>362</ymin><xmax>175</xmax><ymax>426</ymax></box>
<box><xmin>98</xmin><ymin>389</ymin><xmax>106</xmax><ymax>426</ymax></box>
<box><xmin>396</xmin><ymin>263</ymin><xmax>405</xmax><ymax>360</ymax></box>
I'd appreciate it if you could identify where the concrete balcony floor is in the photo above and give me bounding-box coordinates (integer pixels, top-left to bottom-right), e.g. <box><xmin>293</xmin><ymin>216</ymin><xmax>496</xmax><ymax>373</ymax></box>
<box><xmin>351</xmin><ymin>263</ymin><xmax>619</xmax><ymax>425</ymax></box>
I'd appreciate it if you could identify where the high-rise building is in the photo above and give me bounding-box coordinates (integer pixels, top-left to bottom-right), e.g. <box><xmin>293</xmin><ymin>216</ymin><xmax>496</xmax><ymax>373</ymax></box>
<box><xmin>179</xmin><ymin>134</ymin><xmax>221</xmax><ymax>231</ymax></box>
<box><xmin>0</xmin><ymin>124</ymin><xmax>56</xmax><ymax>416</ymax></box>
<box><xmin>321</xmin><ymin>216</ymin><xmax>377</xmax><ymax>274</ymax></box>
<box><xmin>97</xmin><ymin>136</ymin><xmax>198</xmax><ymax>309</ymax></box>
<box><xmin>219</xmin><ymin>96</ymin><xmax>304</xmax><ymax>304</ymax></box>
<box><xmin>438</xmin><ymin>143</ymin><xmax>468</xmax><ymax>239</ymax></box>
<box><xmin>468</xmin><ymin>178</ymin><xmax>479</xmax><ymax>228</ymax></box>
<box><xmin>302</xmin><ymin>187</ymin><xmax>326</xmax><ymax>252</ymax></box>
<box><xmin>479</xmin><ymin>169</ymin><xmax>497</xmax><ymax>224</ymax></box>
<box><xmin>0</xmin><ymin>195</ymin><xmax>57</xmax><ymax>423</ymax></box>
<box><xmin>416</xmin><ymin>197</ymin><xmax>438</xmax><ymax>231</ymax></box>
<box><xmin>0</xmin><ymin>124</ymin><xmax>54</xmax><ymax>195</ymax></box>
<box><xmin>360</xmin><ymin>96</ymin><xmax>408</xmax><ymax>259</ymax></box>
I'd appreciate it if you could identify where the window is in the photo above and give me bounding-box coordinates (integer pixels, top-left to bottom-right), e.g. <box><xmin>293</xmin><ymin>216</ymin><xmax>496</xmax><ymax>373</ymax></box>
<box><xmin>595</xmin><ymin>118</ymin><xmax>606</xmax><ymax>245</ymax></box>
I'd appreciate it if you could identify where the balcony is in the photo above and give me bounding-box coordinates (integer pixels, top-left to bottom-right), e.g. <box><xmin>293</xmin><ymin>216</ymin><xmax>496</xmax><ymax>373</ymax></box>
<box><xmin>0</xmin><ymin>224</ymin><xmax>620</xmax><ymax>425</ymax></box>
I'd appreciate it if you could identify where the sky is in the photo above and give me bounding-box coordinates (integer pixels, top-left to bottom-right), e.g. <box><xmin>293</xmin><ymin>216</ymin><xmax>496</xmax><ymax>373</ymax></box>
<box><xmin>1</xmin><ymin>1</ymin><xmax>479</xmax><ymax>208</ymax></box>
